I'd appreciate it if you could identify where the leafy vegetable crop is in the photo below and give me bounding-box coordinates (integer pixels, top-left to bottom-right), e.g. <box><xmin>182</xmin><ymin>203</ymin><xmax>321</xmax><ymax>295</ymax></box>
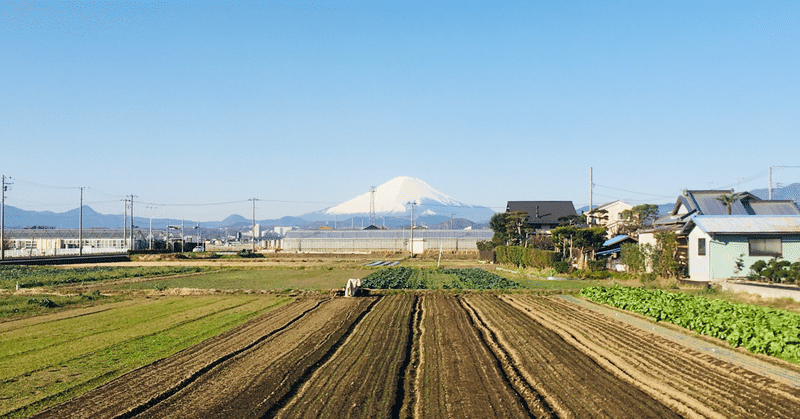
<box><xmin>441</xmin><ymin>268</ymin><xmax>521</xmax><ymax>290</ymax></box>
<box><xmin>361</xmin><ymin>267</ymin><xmax>420</xmax><ymax>289</ymax></box>
<box><xmin>361</xmin><ymin>267</ymin><xmax>519</xmax><ymax>290</ymax></box>
<box><xmin>580</xmin><ymin>286</ymin><xmax>800</xmax><ymax>364</ymax></box>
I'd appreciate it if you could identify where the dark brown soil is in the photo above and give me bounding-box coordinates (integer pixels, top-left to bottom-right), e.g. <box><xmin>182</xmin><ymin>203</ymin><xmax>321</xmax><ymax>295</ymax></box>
<box><xmin>137</xmin><ymin>296</ymin><xmax>377</xmax><ymax>419</ymax></box>
<box><xmin>463</xmin><ymin>294</ymin><xmax>681</xmax><ymax>419</ymax></box>
<box><xmin>30</xmin><ymin>293</ymin><xmax>800</xmax><ymax>419</ymax></box>
<box><xmin>414</xmin><ymin>293</ymin><xmax>531</xmax><ymax>418</ymax></box>
<box><xmin>273</xmin><ymin>293</ymin><xmax>417</xmax><ymax>418</ymax></box>
<box><xmin>505</xmin><ymin>295</ymin><xmax>800</xmax><ymax>419</ymax></box>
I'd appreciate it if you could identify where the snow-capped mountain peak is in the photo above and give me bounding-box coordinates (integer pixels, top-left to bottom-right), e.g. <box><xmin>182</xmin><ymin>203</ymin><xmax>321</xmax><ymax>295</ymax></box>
<box><xmin>324</xmin><ymin>176</ymin><xmax>464</xmax><ymax>215</ymax></box>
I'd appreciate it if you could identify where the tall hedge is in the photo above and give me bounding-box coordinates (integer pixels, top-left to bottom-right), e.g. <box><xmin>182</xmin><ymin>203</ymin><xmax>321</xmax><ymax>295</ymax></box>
<box><xmin>495</xmin><ymin>245</ymin><xmax>554</xmax><ymax>269</ymax></box>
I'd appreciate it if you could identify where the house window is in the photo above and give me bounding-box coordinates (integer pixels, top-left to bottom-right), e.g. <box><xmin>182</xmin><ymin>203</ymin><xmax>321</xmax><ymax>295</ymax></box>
<box><xmin>749</xmin><ymin>238</ymin><xmax>782</xmax><ymax>257</ymax></box>
<box><xmin>698</xmin><ymin>238</ymin><xmax>706</xmax><ymax>256</ymax></box>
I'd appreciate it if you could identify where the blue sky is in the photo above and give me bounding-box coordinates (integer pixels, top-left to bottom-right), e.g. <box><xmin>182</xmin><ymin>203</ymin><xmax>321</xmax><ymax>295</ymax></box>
<box><xmin>2</xmin><ymin>1</ymin><xmax>799</xmax><ymax>222</ymax></box>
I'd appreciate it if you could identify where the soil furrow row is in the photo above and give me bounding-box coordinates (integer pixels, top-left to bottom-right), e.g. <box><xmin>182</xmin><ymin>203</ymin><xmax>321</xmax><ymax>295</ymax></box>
<box><xmin>31</xmin><ymin>297</ymin><xmax>322</xmax><ymax>419</ymax></box>
<box><xmin>465</xmin><ymin>294</ymin><xmax>681</xmax><ymax>419</ymax></box>
<box><xmin>256</xmin><ymin>296</ymin><xmax>381</xmax><ymax>418</ymax></box>
<box><xmin>521</xmin><ymin>295</ymin><xmax>800</xmax><ymax>418</ymax></box>
<box><xmin>392</xmin><ymin>294</ymin><xmax>419</xmax><ymax>419</ymax></box>
<box><xmin>516</xmin><ymin>296</ymin><xmax>745</xmax><ymax>415</ymax></box>
<box><xmin>508</xmin><ymin>295</ymin><xmax>800</xmax><ymax>419</ymax></box>
<box><xmin>415</xmin><ymin>293</ymin><xmax>530</xmax><ymax>418</ymax></box>
<box><xmin>458</xmin><ymin>296</ymin><xmax>555</xmax><ymax>419</ymax></box>
<box><xmin>272</xmin><ymin>294</ymin><xmax>413</xmax><ymax>418</ymax></box>
<box><xmin>134</xmin><ymin>297</ymin><xmax>377</xmax><ymax>419</ymax></box>
<box><xmin>502</xmin><ymin>295</ymin><xmax>715</xmax><ymax>419</ymax></box>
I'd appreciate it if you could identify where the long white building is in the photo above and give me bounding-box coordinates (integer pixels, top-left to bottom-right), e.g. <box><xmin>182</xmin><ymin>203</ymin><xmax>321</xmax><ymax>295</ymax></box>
<box><xmin>281</xmin><ymin>229</ymin><xmax>492</xmax><ymax>253</ymax></box>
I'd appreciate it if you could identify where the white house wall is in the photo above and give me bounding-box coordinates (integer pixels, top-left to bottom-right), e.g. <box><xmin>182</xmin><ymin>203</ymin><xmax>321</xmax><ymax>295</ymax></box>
<box><xmin>688</xmin><ymin>228</ymin><xmax>711</xmax><ymax>281</ymax></box>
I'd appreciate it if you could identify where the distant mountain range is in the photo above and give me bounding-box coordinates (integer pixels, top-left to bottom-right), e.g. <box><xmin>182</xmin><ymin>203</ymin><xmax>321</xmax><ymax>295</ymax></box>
<box><xmin>7</xmin><ymin>181</ymin><xmax>796</xmax><ymax>230</ymax></box>
<box><xmin>1</xmin><ymin>176</ymin><xmax>497</xmax><ymax>230</ymax></box>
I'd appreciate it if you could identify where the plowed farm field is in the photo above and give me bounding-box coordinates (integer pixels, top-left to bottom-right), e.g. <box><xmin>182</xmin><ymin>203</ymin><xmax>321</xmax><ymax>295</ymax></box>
<box><xmin>29</xmin><ymin>293</ymin><xmax>800</xmax><ymax>419</ymax></box>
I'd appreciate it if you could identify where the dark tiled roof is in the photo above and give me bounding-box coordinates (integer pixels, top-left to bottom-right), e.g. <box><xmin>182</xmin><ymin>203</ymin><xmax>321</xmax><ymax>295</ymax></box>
<box><xmin>745</xmin><ymin>200</ymin><xmax>800</xmax><ymax>215</ymax></box>
<box><xmin>506</xmin><ymin>201</ymin><xmax>576</xmax><ymax>224</ymax></box>
<box><xmin>673</xmin><ymin>191</ymin><xmax>765</xmax><ymax>216</ymax></box>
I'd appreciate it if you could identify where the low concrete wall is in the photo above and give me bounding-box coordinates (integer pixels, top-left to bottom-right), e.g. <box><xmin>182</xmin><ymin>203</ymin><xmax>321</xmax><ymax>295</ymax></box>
<box><xmin>718</xmin><ymin>281</ymin><xmax>800</xmax><ymax>302</ymax></box>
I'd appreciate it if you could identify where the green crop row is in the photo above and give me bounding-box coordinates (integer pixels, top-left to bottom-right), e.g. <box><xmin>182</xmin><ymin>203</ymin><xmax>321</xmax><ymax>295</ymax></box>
<box><xmin>580</xmin><ymin>286</ymin><xmax>800</xmax><ymax>364</ymax></box>
<box><xmin>360</xmin><ymin>267</ymin><xmax>420</xmax><ymax>289</ymax></box>
<box><xmin>0</xmin><ymin>265</ymin><xmax>213</xmax><ymax>289</ymax></box>
<box><xmin>440</xmin><ymin>268</ymin><xmax>521</xmax><ymax>290</ymax></box>
<box><xmin>361</xmin><ymin>267</ymin><xmax>519</xmax><ymax>290</ymax></box>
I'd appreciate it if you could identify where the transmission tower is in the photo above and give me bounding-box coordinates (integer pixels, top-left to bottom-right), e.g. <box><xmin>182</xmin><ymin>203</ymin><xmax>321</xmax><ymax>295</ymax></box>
<box><xmin>369</xmin><ymin>186</ymin><xmax>376</xmax><ymax>226</ymax></box>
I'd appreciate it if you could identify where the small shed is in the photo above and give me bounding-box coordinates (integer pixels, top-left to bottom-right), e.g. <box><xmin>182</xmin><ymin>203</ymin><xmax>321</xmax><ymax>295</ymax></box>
<box><xmin>597</xmin><ymin>234</ymin><xmax>637</xmax><ymax>271</ymax></box>
<box><xmin>686</xmin><ymin>215</ymin><xmax>800</xmax><ymax>281</ymax></box>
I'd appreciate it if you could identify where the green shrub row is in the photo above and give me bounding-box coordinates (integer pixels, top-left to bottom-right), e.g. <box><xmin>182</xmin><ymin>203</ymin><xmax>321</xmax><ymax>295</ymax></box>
<box><xmin>495</xmin><ymin>246</ymin><xmax>555</xmax><ymax>269</ymax></box>
<box><xmin>580</xmin><ymin>286</ymin><xmax>800</xmax><ymax>364</ymax></box>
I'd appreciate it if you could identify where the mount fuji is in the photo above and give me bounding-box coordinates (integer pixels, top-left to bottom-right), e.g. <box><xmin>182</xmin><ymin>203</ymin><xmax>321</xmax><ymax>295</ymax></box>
<box><xmin>301</xmin><ymin>176</ymin><xmax>496</xmax><ymax>224</ymax></box>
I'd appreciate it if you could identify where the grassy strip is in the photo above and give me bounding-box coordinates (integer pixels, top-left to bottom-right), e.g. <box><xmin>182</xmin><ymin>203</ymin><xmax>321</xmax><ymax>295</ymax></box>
<box><xmin>0</xmin><ymin>295</ymin><xmax>291</xmax><ymax>417</ymax></box>
<box><xmin>116</xmin><ymin>267</ymin><xmax>366</xmax><ymax>291</ymax></box>
<box><xmin>0</xmin><ymin>266</ymin><xmax>215</xmax><ymax>289</ymax></box>
<box><xmin>2</xmin><ymin>298</ymin><xmax>240</xmax><ymax>374</ymax></box>
<box><xmin>0</xmin><ymin>292</ymin><xmax>126</xmax><ymax>321</ymax></box>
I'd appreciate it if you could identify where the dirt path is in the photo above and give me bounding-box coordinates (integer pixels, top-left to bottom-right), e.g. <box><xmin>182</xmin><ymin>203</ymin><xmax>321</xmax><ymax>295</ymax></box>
<box><xmin>414</xmin><ymin>293</ymin><xmax>530</xmax><ymax>418</ymax></box>
<box><xmin>504</xmin><ymin>295</ymin><xmax>800</xmax><ymax>419</ymax></box>
<box><xmin>274</xmin><ymin>294</ymin><xmax>417</xmax><ymax>418</ymax></box>
<box><xmin>463</xmin><ymin>294</ymin><xmax>680</xmax><ymax>419</ymax></box>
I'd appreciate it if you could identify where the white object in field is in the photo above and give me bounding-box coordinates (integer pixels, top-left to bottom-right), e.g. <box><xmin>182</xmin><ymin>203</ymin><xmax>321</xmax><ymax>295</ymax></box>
<box><xmin>345</xmin><ymin>278</ymin><xmax>360</xmax><ymax>297</ymax></box>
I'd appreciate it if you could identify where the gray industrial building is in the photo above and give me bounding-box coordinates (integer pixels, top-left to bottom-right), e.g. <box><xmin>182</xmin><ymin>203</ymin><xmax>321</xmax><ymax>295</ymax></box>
<box><xmin>281</xmin><ymin>229</ymin><xmax>492</xmax><ymax>253</ymax></box>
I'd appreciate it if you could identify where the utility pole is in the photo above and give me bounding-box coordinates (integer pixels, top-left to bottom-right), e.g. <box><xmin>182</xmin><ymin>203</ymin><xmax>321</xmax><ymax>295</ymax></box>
<box><xmin>1</xmin><ymin>176</ymin><xmax>11</xmax><ymax>261</ymax></box>
<box><xmin>122</xmin><ymin>198</ymin><xmax>128</xmax><ymax>250</ymax></box>
<box><xmin>79</xmin><ymin>187</ymin><xmax>85</xmax><ymax>256</ymax></box>
<box><xmin>408</xmin><ymin>201</ymin><xmax>417</xmax><ymax>257</ymax></box>
<box><xmin>249</xmin><ymin>198</ymin><xmax>260</xmax><ymax>253</ymax></box>
<box><xmin>589</xmin><ymin>167</ymin><xmax>594</xmax><ymax>224</ymax></box>
<box><xmin>181</xmin><ymin>219</ymin><xmax>185</xmax><ymax>253</ymax></box>
<box><xmin>769</xmin><ymin>166</ymin><xmax>773</xmax><ymax>200</ymax></box>
<box><xmin>128</xmin><ymin>195</ymin><xmax>137</xmax><ymax>251</ymax></box>
<box><xmin>769</xmin><ymin>166</ymin><xmax>800</xmax><ymax>200</ymax></box>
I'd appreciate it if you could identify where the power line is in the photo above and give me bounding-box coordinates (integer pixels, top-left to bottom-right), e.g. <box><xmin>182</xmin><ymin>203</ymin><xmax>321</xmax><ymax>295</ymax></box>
<box><xmin>8</xmin><ymin>177</ymin><xmax>82</xmax><ymax>190</ymax></box>
<box><xmin>593</xmin><ymin>184</ymin><xmax>674</xmax><ymax>198</ymax></box>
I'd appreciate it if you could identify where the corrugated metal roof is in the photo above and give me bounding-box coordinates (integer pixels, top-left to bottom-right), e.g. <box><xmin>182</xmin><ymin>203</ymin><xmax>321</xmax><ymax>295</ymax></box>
<box><xmin>602</xmin><ymin>234</ymin><xmax>631</xmax><ymax>247</ymax></box>
<box><xmin>597</xmin><ymin>248</ymin><xmax>621</xmax><ymax>256</ymax></box>
<box><xmin>693</xmin><ymin>216</ymin><xmax>800</xmax><ymax>234</ymax></box>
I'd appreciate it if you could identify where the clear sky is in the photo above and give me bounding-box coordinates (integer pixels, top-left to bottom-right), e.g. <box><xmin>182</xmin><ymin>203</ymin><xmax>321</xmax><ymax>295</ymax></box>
<box><xmin>2</xmin><ymin>1</ymin><xmax>799</xmax><ymax>222</ymax></box>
